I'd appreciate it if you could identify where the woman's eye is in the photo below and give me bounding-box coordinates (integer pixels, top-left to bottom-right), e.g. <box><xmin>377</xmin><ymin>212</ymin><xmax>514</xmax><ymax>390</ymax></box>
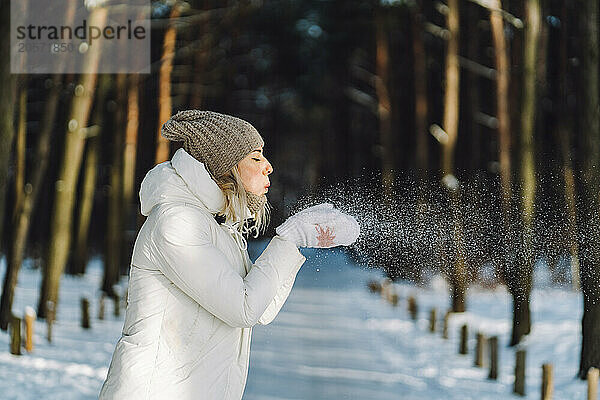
<box><xmin>252</xmin><ymin>158</ymin><xmax>261</xmax><ymax>161</ymax></box>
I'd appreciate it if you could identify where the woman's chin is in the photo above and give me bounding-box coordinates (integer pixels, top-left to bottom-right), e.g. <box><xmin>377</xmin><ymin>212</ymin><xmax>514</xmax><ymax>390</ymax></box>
<box><xmin>247</xmin><ymin>189</ymin><xmax>267</xmax><ymax>196</ymax></box>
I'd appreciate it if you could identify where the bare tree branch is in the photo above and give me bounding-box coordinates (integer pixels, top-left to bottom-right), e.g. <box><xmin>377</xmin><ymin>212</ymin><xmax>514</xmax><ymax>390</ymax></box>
<box><xmin>467</xmin><ymin>0</ymin><xmax>523</xmax><ymax>28</ymax></box>
<box><xmin>458</xmin><ymin>56</ymin><xmax>497</xmax><ymax>80</ymax></box>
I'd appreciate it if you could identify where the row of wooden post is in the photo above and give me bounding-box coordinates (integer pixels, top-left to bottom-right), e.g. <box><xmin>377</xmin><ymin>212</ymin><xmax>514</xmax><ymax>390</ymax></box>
<box><xmin>9</xmin><ymin>292</ymin><xmax>125</xmax><ymax>355</ymax></box>
<box><xmin>81</xmin><ymin>293</ymin><xmax>122</xmax><ymax>330</ymax></box>
<box><xmin>368</xmin><ymin>279</ymin><xmax>600</xmax><ymax>400</ymax></box>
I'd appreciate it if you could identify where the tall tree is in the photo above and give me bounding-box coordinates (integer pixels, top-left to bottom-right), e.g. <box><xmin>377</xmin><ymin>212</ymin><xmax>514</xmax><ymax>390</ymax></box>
<box><xmin>554</xmin><ymin>0</ymin><xmax>580</xmax><ymax>291</ymax></box>
<box><xmin>69</xmin><ymin>75</ymin><xmax>110</xmax><ymax>276</ymax></box>
<box><xmin>440</xmin><ymin>0</ymin><xmax>467</xmax><ymax>313</ymax></box>
<box><xmin>14</xmin><ymin>90</ymin><xmax>27</xmax><ymax>219</ymax></box>
<box><xmin>103</xmin><ymin>74</ymin><xmax>127</xmax><ymax>296</ymax></box>
<box><xmin>3</xmin><ymin>0</ymin><xmax>76</xmax><ymax>325</ymax></box>
<box><xmin>487</xmin><ymin>0</ymin><xmax>532</xmax><ymax>344</ymax></box>
<box><xmin>441</xmin><ymin>0</ymin><xmax>460</xmax><ymax>178</ymax></box>
<box><xmin>465</xmin><ymin>2</ymin><xmax>481</xmax><ymax>174</ymax></box>
<box><xmin>0</xmin><ymin>76</ymin><xmax>63</xmax><ymax>329</ymax></box>
<box><xmin>122</xmin><ymin>74</ymin><xmax>141</xmax><ymax>269</ymax></box>
<box><xmin>489</xmin><ymin>0</ymin><xmax>512</xmax><ymax>238</ymax></box>
<box><xmin>374</xmin><ymin>5</ymin><xmax>394</xmax><ymax>200</ymax></box>
<box><xmin>577</xmin><ymin>0</ymin><xmax>600</xmax><ymax>379</ymax></box>
<box><xmin>37</xmin><ymin>5</ymin><xmax>108</xmax><ymax>318</ymax></box>
<box><xmin>70</xmin><ymin>136</ymin><xmax>99</xmax><ymax>276</ymax></box>
<box><xmin>0</xmin><ymin>87</ymin><xmax>29</xmax><ymax>331</ymax></box>
<box><xmin>188</xmin><ymin>2</ymin><xmax>213</xmax><ymax>110</ymax></box>
<box><xmin>411</xmin><ymin>0</ymin><xmax>429</xmax><ymax>184</ymax></box>
<box><xmin>512</xmin><ymin>0</ymin><xmax>541</xmax><ymax>346</ymax></box>
<box><xmin>0</xmin><ymin>0</ymin><xmax>16</xmax><ymax>253</ymax></box>
<box><xmin>155</xmin><ymin>3</ymin><xmax>182</xmax><ymax>164</ymax></box>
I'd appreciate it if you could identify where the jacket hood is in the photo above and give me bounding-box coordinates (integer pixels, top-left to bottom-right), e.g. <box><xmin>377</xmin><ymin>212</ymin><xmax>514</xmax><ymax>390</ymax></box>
<box><xmin>139</xmin><ymin>148</ymin><xmax>225</xmax><ymax>216</ymax></box>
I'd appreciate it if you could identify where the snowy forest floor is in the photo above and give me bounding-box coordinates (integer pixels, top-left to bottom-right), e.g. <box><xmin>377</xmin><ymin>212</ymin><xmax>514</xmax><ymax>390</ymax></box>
<box><xmin>0</xmin><ymin>242</ymin><xmax>589</xmax><ymax>399</ymax></box>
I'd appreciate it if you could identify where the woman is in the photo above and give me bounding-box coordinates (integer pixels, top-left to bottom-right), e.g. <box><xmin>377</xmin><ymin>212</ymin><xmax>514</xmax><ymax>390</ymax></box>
<box><xmin>99</xmin><ymin>110</ymin><xmax>360</xmax><ymax>399</ymax></box>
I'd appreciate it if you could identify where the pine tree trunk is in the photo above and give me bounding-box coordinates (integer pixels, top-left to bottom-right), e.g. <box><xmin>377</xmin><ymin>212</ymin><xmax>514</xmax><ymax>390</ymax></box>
<box><xmin>0</xmin><ymin>75</ymin><xmax>62</xmax><ymax>330</ymax></box>
<box><xmin>122</xmin><ymin>74</ymin><xmax>140</xmax><ymax>272</ymax></box>
<box><xmin>37</xmin><ymin>6</ymin><xmax>107</xmax><ymax>318</ymax></box>
<box><xmin>70</xmin><ymin>75</ymin><xmax>109</xmax><ymax>276</ymax></box>
<box><xmin>155</xmin><ymin>4</ymin><xmax>181</xmax><ymax>164</ymax></box>
<box><xmin>577</xmin><ymin>0</ymin><xmax>600</xmax><ymax>379</ymax></box>
<box><xmin>580</xmin><ymin>301</ymin><xmax>600</xmax><ymax>378</ymax></box>
<box><xmin>489</xmin><ymin>1</ymin><xmax>521</xmax><ymax>331</ymax></box>
<box><xmin>510</xmin><ymin>0</ymin><xmax>541</xmax><ymax>346</ymax></box>
<box><xmin>411</xmin><ymin>0</ymin><xmax>431</xmax><ymax>279</ymax></box>
<box><xmin>103</xmin><ymin>74</ymin><xmax>126</xmax><ymax>296</ymax></box>
<box><xmin>466</xmin><ymin>2</ymin><xmax>481</xmax><ymax>172</ymax></box>
<box><xmin>555</xmin><ymin>0</ymin><xmax>580</xmax><ymax>291</ymax></box>
<box><xmin>14</xmin><ymin>89</ymin><xmax>27</xmax><ymax>217</ymax></box>
<box><xmin>490</xmin><ymin>0</ymin><xmax>512</xmax><ymax>234</ymax></box>
<box><xmin>510</xmin><ymin>291</ymin><xmax>532</xmax><ymax>346</ymax></box>
<box><xmin>189</xmin><ymin>1</ymin><xmax>212</xmax><ymax>110</ymax></box>
<box><xmin>520</xmin><ymin>0</ymin><xmax>540</xmax><ymax>239</ymax></box>
<box><xmin>375</xmin><ymin>7</ymin><xmax>394</xmax><ymax>199</ymax></box>
<box><xmin>449</xmin><ymin>186</ymin><xmax>467</xmax><ymax>313</ymax></box>
<box><xmin>123</xmin><ymin>75</ymin><xmax>139</xmax><ymax>222</ymax></box>
<box><xmin>70</xmin><ymin>137</ymin><xmax>99</xmax><ymax>276</ymax></box>
<box><xmin>441</xmin><ymin>0</ymin><xmax>460</xmax><ymax>177</ymax></box>
<box><xmin>441</xmin><ymin>0</ymin><xmax>466</xmax><ymax>313</ymax></box>
<box><xmin>0</xmin><ymin>0</ymin><xmax>17</xmax><ymax>253</ymax></box>
<box><xmin>412</xmin><ymin>0</ymin><xmax>428</xmax><ymax>182</ymax></box>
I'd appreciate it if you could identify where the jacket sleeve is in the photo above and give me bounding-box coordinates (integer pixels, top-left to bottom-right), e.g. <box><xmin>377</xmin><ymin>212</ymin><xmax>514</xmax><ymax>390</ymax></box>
<box><xmin>257</xmin><ymin>258</ymin><xmax>301</xmax><ymax>325</ymax></box>
<box><xmin>151</xmin><ymin>210</ymin><xmax>306</xmax><ymax>328</ymax></box>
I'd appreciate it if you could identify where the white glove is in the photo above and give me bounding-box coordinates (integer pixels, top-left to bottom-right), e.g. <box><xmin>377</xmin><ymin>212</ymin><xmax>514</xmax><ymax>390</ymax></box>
<box><xmin>275</xmin><ymin>203</ymin><xmax>360</xmax><ymax>248</ymax></box>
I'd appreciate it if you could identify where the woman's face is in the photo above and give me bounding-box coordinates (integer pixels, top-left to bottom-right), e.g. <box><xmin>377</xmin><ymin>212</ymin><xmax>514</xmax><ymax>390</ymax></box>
<box><xmin>237</xmin><ymin>147</ymin><xmax>273</xmax><ymax>196</ymax></box>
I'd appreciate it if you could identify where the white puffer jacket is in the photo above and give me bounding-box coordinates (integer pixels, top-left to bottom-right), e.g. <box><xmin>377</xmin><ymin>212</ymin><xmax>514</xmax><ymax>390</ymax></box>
<box><xmin>99</xmin><ymin>148</ymin><xmax>306</xmax><ymax>400</ymax></box>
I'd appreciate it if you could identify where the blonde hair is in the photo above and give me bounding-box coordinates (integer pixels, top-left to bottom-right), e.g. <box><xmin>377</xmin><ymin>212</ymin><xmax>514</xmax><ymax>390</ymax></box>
<box><xmin>214</xmin><ymin>166</ymin><xmax>271</xmax><ymax>238</ymax></box>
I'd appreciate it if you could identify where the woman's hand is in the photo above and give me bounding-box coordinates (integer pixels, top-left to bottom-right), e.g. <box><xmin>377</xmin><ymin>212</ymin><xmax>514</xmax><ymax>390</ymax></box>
<box><xmin>275</xmin><ymin>203</ymin><xmax>360</xmax><ymax>248</ymax></box>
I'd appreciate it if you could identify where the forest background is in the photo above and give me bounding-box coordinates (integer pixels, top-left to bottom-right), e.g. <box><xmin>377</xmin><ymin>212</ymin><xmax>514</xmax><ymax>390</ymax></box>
<box><xmin>0</xmin><ymin>0</ymin><xmax>599</xmax><ymax>382</ymax></box>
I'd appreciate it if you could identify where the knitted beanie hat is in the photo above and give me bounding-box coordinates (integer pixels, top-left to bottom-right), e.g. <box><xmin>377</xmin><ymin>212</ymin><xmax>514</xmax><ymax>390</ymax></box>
<box><xmin>161</xmin><ymin>110</ymin><xmax>268</xmax><ymax>216</ymax></box>
<box><xmin>161</xmin><ymin>110</ymin><xmax>265</xmax><ymax>178</ymax></box>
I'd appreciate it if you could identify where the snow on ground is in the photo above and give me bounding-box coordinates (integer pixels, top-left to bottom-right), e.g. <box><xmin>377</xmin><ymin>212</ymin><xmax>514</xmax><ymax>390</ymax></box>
<box><xmin>0</xmin><ymin>243</ymin><xmax>589</xmax><ymax>399</ymax></box>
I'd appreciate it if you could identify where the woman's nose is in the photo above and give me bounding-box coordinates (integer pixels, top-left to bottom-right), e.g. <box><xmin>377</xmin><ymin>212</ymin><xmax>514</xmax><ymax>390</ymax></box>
<box><xmin>264</xmin><ymin>160</ymin><xmax>273</xmax><ymax>175</ymax></box>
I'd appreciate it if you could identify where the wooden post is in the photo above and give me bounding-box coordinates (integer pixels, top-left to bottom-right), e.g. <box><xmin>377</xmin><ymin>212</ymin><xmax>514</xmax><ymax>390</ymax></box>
<box><xmin>46</xmin><ymin>300</ymin><xmax>55</xmax><ymax>343</ymax></box>
<box><xmin>24</xmin><ymin>306</ymin><xmax>35</xmax><ymax>353</ymax></box>
<box><xmin>514</xmin><ymin>349</ymin><xmax>526</xmax><ymax>396</ymax></box>
<box><xmin>389</xmin><ymin>292</ymin><xmax>399</xmax><ymax>307</ymax></box>
<box><xmin>113</xmin><ymin>292</ymin><xmax>120</xmax><ymax>317</ymax></box>
<box><xmin>588</xmin><ymin>367</ymin><xmax>599</xmax><ymax>400</ymax></box>
<box><xmin>475</xmin><ymin>332</ymin><xmax>486</xmax><ymax>367</ymax></box>
<box><xmin>459</xmin><ymin>324</ymin><xmax>468</xmax><ymax>354</ymax></box>
<box><xmin>98</xmin><ymin>293</ymin><xmax>105</xmax><ymax>320</ymax></box>
<box><xmin>443</xmin><ymin>310</ymin><xmax>450</xmax><ymax>339</ymax></box>
<box><xmin>408</xmin><ymin>296</ymin><xmax>418</xmax><ymax>321</ymax></box>
<box><xmin>488</xmin><ymin>336</ymin><xmax>499</xmax><ymax>380</ymax></box>
<box><xmin>367</xmin><ymin>280</ymin><xmax>382</xmax><ymax>293</ymax></box>
<box><xmin>9</xmin><ymin>315</ymin><xmax>21</xmax><ymax>355</ymax></box>
<box><xmin>380</xmin><ymin>278</ymin><xmax>391</xmax><ymax>300</ymax></box>
<box><xmin>541</xmin><ymin>363</ymin><xmax>553</xmax><ymax>400</ymax></box>
<box><xmin>429</xmin><ymin>308</ymin><xmax>437</xmax><ymax>332</ymax></box>
<box><xmin>81</xmin><ymin>298</ymin><xmax>90</xmax><ymax>329</ymax></box>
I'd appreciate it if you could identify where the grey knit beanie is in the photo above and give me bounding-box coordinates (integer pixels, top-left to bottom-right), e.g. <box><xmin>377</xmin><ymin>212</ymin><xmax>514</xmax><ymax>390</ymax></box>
<box><xmin>161</xmin><ymin>110</ymin><xmax>267</xmax><ymax>215</ymax></box>
<box><xmin>161</xmin><ymin>110</ymin><xmax>265</xmax><ymax>178</ymax></box>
